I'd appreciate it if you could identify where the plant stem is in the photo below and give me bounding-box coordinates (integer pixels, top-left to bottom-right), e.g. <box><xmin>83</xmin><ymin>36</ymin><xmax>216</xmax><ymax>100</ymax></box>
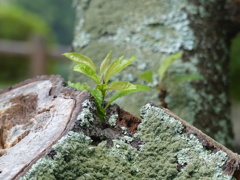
<box><xmin>158</xmin><ymin>83</ymin><xmax>168</xmax><ymax>108</ymax></box>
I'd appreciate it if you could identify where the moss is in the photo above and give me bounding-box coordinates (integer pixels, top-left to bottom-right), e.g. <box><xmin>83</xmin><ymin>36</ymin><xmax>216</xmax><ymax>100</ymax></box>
<box><xmin>21</xmin><ymin>104</ymin><xmax>233</xmax><ymax>179</ymax></box>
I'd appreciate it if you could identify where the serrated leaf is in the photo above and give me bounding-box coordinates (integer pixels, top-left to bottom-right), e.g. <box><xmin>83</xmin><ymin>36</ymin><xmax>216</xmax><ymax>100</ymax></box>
<box><xmin>138</xmin><ymin>71</ymin><xmax>154</xmax><ymax>83</ymax></box>
<box><xmin>158</xmin><ymin>52</ymin><xmax>183</xmax><ymax>83</ymax></box>
<box><xmin>173</xmin><ymin>73</ymin><xmax>204</xmax><ymax>83</ymax></box>
<box><xmin>68</xmin><ymin>81</ymin><xmax>91</xmax><ymax>91</ymax></box>
<box><xmin>63</xmin><ymin>52</ymin><xmax>96</xmax><ymax>72</ymax></box>
<box><xmin>104</xmin><ymin>56</ymin><xmax>135</xmax><ymax>83</ymax></box>
<box><xmin>99</xmin><ymin>51</ymin><xmax>112</xmax><ymax>77</ymax></box>
<box><xmin>73</xmin><ymin>64</ymin><xmax>101</xmax><ymax>84</ymax></box>
<box><xmin>107</xmin><ymin>81</ymin><xmax>136</xmax><ymax>91</ymax></box>
<box><xmin>106</xmin><ymin>84</ymin><xmax>150</xmax><ymax>107</ymax></box>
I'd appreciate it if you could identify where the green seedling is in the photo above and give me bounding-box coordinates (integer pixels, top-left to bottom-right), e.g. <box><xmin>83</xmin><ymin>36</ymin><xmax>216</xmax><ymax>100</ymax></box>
<box><xmin>139</xmin><ymin>52</ymin><xmax>204</xmax><ymax>107</ymax></box>
<box><xmin>63</xmin><ymin>51</ymin><xmax>150</xmax><ymax>121</ymax></box>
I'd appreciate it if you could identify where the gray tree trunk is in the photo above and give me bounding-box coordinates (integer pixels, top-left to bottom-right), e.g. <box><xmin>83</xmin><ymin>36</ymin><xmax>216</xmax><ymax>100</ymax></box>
<box><xmin>70</xmin><ymin>0</ymin><xmax>234</xmax><ymax>148</ymax></box>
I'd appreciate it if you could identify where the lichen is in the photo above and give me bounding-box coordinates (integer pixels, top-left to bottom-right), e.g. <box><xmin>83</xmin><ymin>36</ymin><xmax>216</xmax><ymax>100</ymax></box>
<box><xmin>70</xmin><ymin>0</ymin><xmax>233</xmax><ymax>147</ymax></box>
<box><xmin>108</xmin><ymin>113</ymin><xmax>118</xmax><ymax>126</ymax></box>
<box><xmin>77</xmin><ymin>99</ymin><xmax>95</xmax><ymax>127</ymax></box>
<box><xmin>21</xmin><ymin>104</ymin><xmax>233</xmax><ymax>179</ymax></box>
<box><xmin>69</xmin><ymin>0</ymin><xmax>198</xmax><ymax>118</ymax></box>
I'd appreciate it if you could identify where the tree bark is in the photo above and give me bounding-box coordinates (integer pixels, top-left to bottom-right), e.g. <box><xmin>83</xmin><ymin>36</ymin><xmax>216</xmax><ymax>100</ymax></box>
<box><xmin>70</xmin><ymin>0</ymin><xmax>236</xmax><ymax>148</ymax></box>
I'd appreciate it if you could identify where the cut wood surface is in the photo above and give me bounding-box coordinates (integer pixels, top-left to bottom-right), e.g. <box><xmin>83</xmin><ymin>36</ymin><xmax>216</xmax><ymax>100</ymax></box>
<box><xmin>0</xmin><ymin>75</ymin><xmax>89</xmax><ymax>180</ymax></box>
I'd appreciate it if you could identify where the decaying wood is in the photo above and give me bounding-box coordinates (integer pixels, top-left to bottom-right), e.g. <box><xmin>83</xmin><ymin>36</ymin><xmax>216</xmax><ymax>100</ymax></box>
<box><xmin>0</xmin><ymin>75</ymin><xmax>89</xmax><ymax>180</ymax></box>
<box><xmin>0</xmin><ymin>75</ymin><xmax>240</xmax><ymax>179</ymax></box>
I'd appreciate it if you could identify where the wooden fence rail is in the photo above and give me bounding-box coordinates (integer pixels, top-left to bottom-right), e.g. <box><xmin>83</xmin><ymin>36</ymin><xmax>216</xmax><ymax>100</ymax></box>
<box><xmin>0</xmin><ymin>35</ymin><xmax>71</xmax><ymax>77</ymax></box>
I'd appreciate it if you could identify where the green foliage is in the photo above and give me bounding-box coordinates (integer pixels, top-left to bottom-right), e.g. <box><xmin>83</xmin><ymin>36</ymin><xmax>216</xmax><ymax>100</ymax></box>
<box><xmin>158</xmin><ymin>52</ymin><xmax>183</xmax><ymax>83</ymax></box>
<box><xmin>64</xmin><ymin>51</ymin><xmax>150</xmax><ymax>121</ymax></box>
<box><xmin>138</xmin><ymin>52</ymin><xmax>204</xmax><ymax>107</ymax></box>
<box><xmin>230</xmin><ymin>32</ymin><xmax>240</xmax><ymax>101</ymax></box>
<box><xmin>0</xmin><ymin>4</ymin><xmax>52</xmax><ymax>41</ymax></box>
<box><xmin>139</xmin><ymin>52</ymin><xmax>204</xmax><ymax>84</ymax></box>
<box><xmin>0</xmin><ymin>3</ymin><xmax>54</xmax><ymax>85</ymax></box>
<box><xmin>13</xmin><ymin>0</ymin><xmax>74</xmax><ymax>44</ymax></box>
<box><xmin>138</xmin><ymin>71</ymin><xmax>153</xmax><ymax>83</ymax></box>
<box><xmin>173</xmin><ymin>73</ymin><xmax>204</xmax><ymax>83</ymax></box>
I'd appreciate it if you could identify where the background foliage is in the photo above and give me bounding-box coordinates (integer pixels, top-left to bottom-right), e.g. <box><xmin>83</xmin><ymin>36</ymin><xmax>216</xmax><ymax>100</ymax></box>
<box><xmin>0</xmin><ymin>0</ymin><xmax>74</xmax><ymax>87</ymax></box>
<box><xmin>230</xmin><ymin>32</ymin><xmax>240</xmax><ymax>102</ymax></box>
<box><xmin>12</xmin><ymin>0</ymin><xmax>75</xmax><ymax>45</ymax></box>
<box><xmin>0</xmin><ymin>4</ymin><xmax>53</xmax><ymax>85</ymax></box>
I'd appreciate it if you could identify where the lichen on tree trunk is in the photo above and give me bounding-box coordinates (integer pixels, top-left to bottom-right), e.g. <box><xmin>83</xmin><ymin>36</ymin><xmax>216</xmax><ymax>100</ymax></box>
<box><xmin>70</xmin><ymin>0</ymin><xmax>234</xmax><ymax>148</ymax></box>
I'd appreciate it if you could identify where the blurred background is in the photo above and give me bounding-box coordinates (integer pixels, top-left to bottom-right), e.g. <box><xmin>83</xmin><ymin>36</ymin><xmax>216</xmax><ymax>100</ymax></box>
<box><xmin>0</xmin><ymin>0</ymin><xmax>240</xmax><ymax>150</ymax></box>
<box><xmin>0</xmin><ymin>0</ymin><xmax>74</xmax><ymax>88</ymax></box>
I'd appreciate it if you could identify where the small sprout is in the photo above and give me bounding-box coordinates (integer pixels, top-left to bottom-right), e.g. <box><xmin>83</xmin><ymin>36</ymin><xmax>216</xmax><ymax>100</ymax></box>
<box><xmin>158</xmin><ymin>52</ymin><xmax>183</xmax><ymax>83</ymax></box>
<box><xmin>173</xmin><ymin>73</ymin><xmax>204</xmax><ymax>83</ymax></box>
<box><xmin>138</xmin><ymin>71</ymin><xmax>154</xmax><ymax>83</ymax></box>
<box><xmin>63</xmin><ymin>51</ymin><xmax>150</xmax><ymax>122</ymax></box>
<box><xmin>138</xmin><ymin>52</ymin><xmax>204</xmax><ymax>107</ymax></box>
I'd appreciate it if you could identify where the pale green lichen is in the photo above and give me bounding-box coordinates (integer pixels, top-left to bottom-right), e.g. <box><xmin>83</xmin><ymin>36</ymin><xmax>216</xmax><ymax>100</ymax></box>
<box><xmin>77</xmin><ymin>99</ymin><xmax>95</xmax><ymax>127</ymax></box>
<box><xmin>108</xmin><ymin>113</ymin><xmax>118</xmax><ymax>126</ymax></box>
<box><xmin>21</xmin><ymin>104</ymin><xmax>233</xmax><ymax>179</ymax></box>
<box><xmin>136</xmin><ymin>104</ymin><xmax>233</xmax><ymax>179</ymax></box>
<box><xmin>70</xmin><ymin>0</ymin><xmax>232</xmax><ymax>147</ymax></box>
<box><xmin>69</xmin><ymin>0</ymin><xmax>198</xmax><ymax>118</ymax></box>
<box><xmin>120</xmin><ymin>126</ymin><xmax>128</xmax><ymax>135</ymax></box>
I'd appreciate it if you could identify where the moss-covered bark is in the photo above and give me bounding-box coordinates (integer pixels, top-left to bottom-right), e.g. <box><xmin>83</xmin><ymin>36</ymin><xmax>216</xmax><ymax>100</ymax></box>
<box><xmin>69</xmin><ymin>0</ymin><xmax>234</xmax><ymax>148</ymax></box>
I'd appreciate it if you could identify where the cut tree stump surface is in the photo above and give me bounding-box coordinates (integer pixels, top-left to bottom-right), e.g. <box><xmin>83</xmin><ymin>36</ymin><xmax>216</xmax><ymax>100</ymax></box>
<box><xmin>0</xmin><ymin>75</ymin><xmax>88</xmax><ymax>180</ymax></box>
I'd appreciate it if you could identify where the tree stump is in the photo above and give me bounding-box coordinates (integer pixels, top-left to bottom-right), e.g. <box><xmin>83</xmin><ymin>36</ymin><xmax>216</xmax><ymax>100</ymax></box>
<box><xmin>0</xmin><ymin>75</ymin><xmax>240</xmax><ymax>179</ymax></box>
<box><xmin>0</xmin><ymin>75</ymin><xmax>89</xmax><ymax>179</ymax></box>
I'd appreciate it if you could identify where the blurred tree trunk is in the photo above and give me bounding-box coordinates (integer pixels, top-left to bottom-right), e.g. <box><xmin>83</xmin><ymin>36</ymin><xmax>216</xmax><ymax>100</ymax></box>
<box><xmin>70</xmin><ymin>0</ymin><xmax>238</xmax><ymax>148</ymax></box>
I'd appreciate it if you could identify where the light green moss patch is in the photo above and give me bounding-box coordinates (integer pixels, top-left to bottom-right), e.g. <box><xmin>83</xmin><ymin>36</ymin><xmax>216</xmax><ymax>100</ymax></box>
<box><xmin>21</xmin><ymin>104</ymin><xmax>233</xmax><ymax>179</ymax></box>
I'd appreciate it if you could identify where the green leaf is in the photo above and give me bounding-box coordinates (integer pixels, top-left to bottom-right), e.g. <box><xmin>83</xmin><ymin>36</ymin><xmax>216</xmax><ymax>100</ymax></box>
<box><xmin>63</xmin><ymin>52</ymin><xmax>96</xmax><ymax>72</ymax></box>
<box><xmin>89</xmin><ymin>89</ymin><xmax>106</xmax><ymax>122</ymax></box>
<box><xmin>99</xmin><ymin>51</ymin><xmax>112</xmax><ymax>77</ymax></box>
<box><xmin>173</xmin><ymin>73</ymin><xmax>204</xmax><ymax>83</ymax></box>
<box><xmin>107</xmin><ymin>81</ymin><xmax>136</xmax><ymax>91</ymax></box>
<box><xmin>73</xmin><ymin>64</ymin><xmax>101</xmax><ymax>84</ymax></box>
<box><xmin>68</xmin><ymin>81</ymin><xmax>91</xmax><ymax>91</ymax></box>
<box><xmin>104</xmin><ymin>56</ymin><xmax>135</xmax><ymax>83</ymax></box>
<box><xmin>158</xmin><ymin>52</ymin><xmax>183</xmax><ymax>83</ymax></box>
<box><xmin>106</xmin><ymin>84</ymin><xmax>150</xmax><ymax>107</ymax></box>
<box><xmin>103</xmin><ymin>58</ymin><xmax>121</xmax><ymax>84</ymax></box>
<box><xmin>89</xmin><ymin>89</ymin><xmax>103</xmax><ymax>108</ymax></box>
<box><xmin>138</xmin><ymin>71</ymin><xmax>154</xmax><ymax>83</ymax></box>
<box><xmin>96</xmin><ymin>84</ymin><xmax>108</xmax><ymax>92</ymax></box>
<box><xmin>96</xmin><ymin>106</ymin><xmax>106</xmax><ymax>122</ymax></box>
